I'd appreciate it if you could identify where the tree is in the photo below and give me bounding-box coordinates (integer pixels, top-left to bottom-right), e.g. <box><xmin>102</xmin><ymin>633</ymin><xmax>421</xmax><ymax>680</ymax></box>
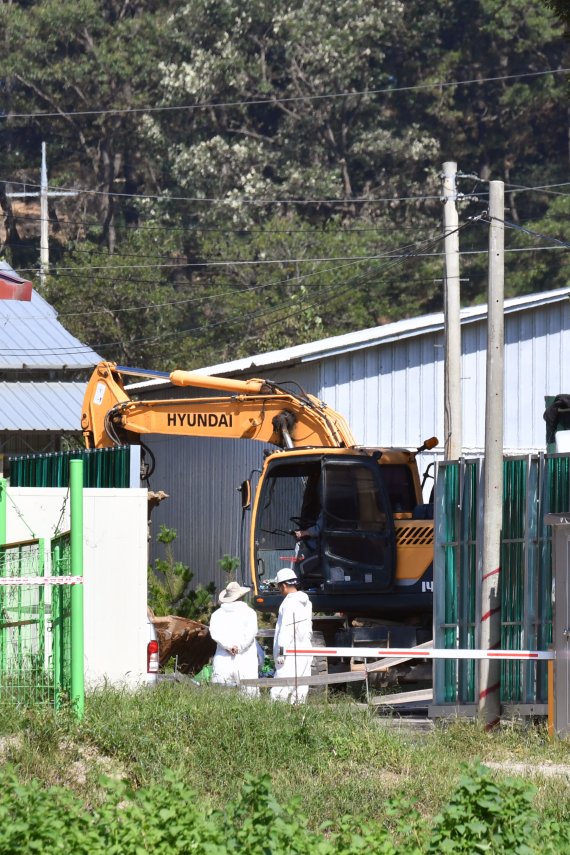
<box><xmin>1</xmin><ymin>0</ymin><xmax>171</xmax><ymax>255</ymax></box>
<box><xmin>0</xmin><ymin>0</ymin><xmax>567</xmax><ymax>370</ymax></box>
<box><xmin>148</xmin><ymin>525</ymin><xmax>215</xmax><ymax>623</ymax></box>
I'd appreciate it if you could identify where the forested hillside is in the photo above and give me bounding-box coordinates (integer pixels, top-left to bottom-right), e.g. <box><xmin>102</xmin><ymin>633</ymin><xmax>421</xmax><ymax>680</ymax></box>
<box><xmin>0</xmin><ymin>0</ymin><xmax>568</xmax><ymax>370</ymax></box>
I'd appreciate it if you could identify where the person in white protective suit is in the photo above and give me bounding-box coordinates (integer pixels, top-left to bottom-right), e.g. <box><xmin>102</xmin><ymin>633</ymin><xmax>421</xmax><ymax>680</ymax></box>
<box><xmin>270</xmin><ymin>569</ymin><xmax>313</xmax><ymax>704</ymax></box>
<box><xmin>209</xmin><ymin>581</ymin><xmax>259</xmax><ymax>697</ymax></box>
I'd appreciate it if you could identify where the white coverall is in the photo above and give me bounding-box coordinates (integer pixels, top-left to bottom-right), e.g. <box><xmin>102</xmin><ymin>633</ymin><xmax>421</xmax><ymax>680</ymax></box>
<box><xmin>271</xmin><ymin>590</ymin><xmax>313</xmax><ymax>704</ymax></box>
<box><xmin>209</xmin><ymin>601</ymin><xmax>259</xmax><ymax>697</ymax></box>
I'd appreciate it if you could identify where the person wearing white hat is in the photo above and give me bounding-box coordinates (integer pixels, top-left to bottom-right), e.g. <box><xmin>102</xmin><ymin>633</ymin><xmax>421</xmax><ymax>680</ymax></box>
<box><xmin>270</xmin><ymin>569</ymin><xmax>313</xmax><ymax>704</ymax></box>
<box><xmin>209</xmin><ymin>581</ymin><xmax>259</xmax><ymax>697</ymax></box>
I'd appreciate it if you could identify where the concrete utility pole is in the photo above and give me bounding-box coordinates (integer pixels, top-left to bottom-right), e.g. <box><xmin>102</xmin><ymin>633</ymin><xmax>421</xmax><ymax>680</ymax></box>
<box><xmin>6</xmin><ymin>142</ymin><xmax>78</xmax><ymax>291</ymax></box>
<box><xmin>479</xmin><ymin>180</ymin><xmax>505</xmax><ymax>729</ymax></box>
<box><xmin>442</xmin><ymin>161</ymin><xmax>462</xmax><ymax>460</ymax></box>
<box><xmin>39</xmin><ymin>142</ymin><xmax>49</xmax><ymax>290</ymax></box>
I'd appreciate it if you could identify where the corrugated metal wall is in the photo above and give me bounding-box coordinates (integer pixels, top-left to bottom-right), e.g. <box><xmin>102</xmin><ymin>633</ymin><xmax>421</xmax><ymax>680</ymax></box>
<box><xmin>146</xmin><ymin>435</ymin><xmax>268</xmax><ymax>594</ymax></box>
<box><xmin>319</xmin><ymin>335</ymin><xmax>442</xmax><ymax>448</ymax></box>
<box><xmin>317</xmin><ymin>301</ymin><xmax>570</xmax><ymax>454</ymax></box>
<box><xmin>147</xmin><ymin>298</ymin><xmax>570</xmax><ymax>590</ymax></box>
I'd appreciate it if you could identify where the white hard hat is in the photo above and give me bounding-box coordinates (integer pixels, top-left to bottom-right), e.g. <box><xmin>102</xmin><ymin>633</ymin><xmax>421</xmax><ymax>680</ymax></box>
<box><xmin>276</xmin><ymin>568</ymin><xmax>299</xmax><ymax>585</ymax></box>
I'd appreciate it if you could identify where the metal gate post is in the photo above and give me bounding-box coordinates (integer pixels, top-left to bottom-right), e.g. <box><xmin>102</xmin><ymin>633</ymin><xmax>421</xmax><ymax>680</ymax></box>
<box><xmin>70</xmin><ymin>460</ymin><xmax>85</xmax><ymax>719</ymax></box>
<box><xmin>0</xmin><ymin>478</ymin><xmax>6</xmax><ymax>547</ymax></box>
<box><xmin>544</xmin><ymin>514</ymin><xmax>570</xmax><ymax>736</ymax></box>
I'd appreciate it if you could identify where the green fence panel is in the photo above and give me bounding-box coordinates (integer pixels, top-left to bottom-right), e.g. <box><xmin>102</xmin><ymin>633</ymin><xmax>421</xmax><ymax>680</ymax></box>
<box><xmin>434</xmin><ymin>459</ymin><xmax>481</xmax><ymax>705</ymax></box>
<box><xmin>0</xmin><ymin>533</ymin><xmax>78</xmax><ymax>710</ymax></box>
<box><xmin>9</xmin><ymin>446</ymin><xmax>133</xmax><ymax>489</ymax></box>
<box><xmin>434</xmin><ymin>453</ymin><xmax>564</xmax><ymax>711</ymax></box>
<box><xmin>501</xmin><ymin>457</ymin><xmax>528</xmax><ymax>704</ymax></box>
<box><xmin>0</xmin><ymin>539</ymin><xmax>51</xmax><ymax>705</ymax></box>
<box><xmin>51</xmin><ymin>533</ymin><xmax>72</xmax><ymax>709</ymax></box>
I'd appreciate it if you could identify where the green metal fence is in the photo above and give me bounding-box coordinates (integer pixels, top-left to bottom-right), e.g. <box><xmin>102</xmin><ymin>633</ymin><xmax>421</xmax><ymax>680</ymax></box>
<box><xmin>434</xmin><ymin>454</ymin><xmax>560</xmax><ymax>710</ymax></box>
<box><xmin>0</xmin><ymin>461</ymin><xmax>85</xmax><ymax>716</ymax></box>
<box><xmin>434</xmin><ymin>459</ymin><xmax>481</xmax><ymax>706</ymax></box>
<box><xmin>9</xmin><ymin>446</ymin><xmax>136</xmax><ymax>488</ymax></box>
<box><xmin>0</xmin><ymin>538</ymin><xmax>51</xmax><ymax>704</ymax></box>
<box><xmin>0</xmin><ymin>534</ymin><xmax>78</xmax><ymax>708</ymax></box>
<box><xmin>51</xmin><ymin>533</ymin><xmax>72</xmax><ymax>709</ymax></box>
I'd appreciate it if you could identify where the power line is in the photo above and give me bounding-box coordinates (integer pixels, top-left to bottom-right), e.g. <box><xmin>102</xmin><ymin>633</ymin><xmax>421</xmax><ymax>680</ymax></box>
<box><xmin>499</xmin><ymin>219</ymin><xmax>570</xmax><ymax>248</ymax></box>
<box><xmin>4</xmin><ymin>176</ymin><xmax>567</xmax><ymax>210</ymax></box>
<box><xmin>4</xmin><ymin>230</ymin><xmax>445</xmax><ymax>322</ymax></box>
<box><xmin>13</xmin><ymin>249</ymin><xmax>435</xmax><ymax>273</ymax></box>
<box><xmin>506</xmin><ymin>182</ymin><xmax>570</xmax><ymax>198</ymax></box>
<box><xmin>3</xmin><ymin>68</ymin><xmax>567</xmax><ymax>120</ymax></box>
<box><xmin>0</xmin><ymin>221</ymin><xmax>474</xmax><ymax>354</ymax></box>
<box><xmin>12</xmin><ymin>239</ymin><xmax>568</xmax><ymax>280</ymax></box>
<box><xmin>9</xmin><ymin>211</ymin><xmax>434</xmax><ymax>235</ymax></box>
<box><xmin>1</xmin><ymin>177</ymin><xmax>443</xmax><ymax>205</ymax></box>
<box><xmin>3</xmin><ymin>275</ymin><xmax>458</xmax><ymax>324</ymax></box>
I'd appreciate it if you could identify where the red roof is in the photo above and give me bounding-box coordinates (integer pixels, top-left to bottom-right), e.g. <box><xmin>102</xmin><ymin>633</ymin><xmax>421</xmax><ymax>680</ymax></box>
<box><xmin>0</xmin><ymin>269</ymin><xmax>32</xmax><ymax>301</ymax></box>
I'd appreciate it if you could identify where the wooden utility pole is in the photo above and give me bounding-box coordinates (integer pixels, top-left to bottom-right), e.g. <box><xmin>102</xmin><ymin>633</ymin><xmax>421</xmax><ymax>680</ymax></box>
<box><xmin>479</xmin><ymin>180</ymin><xmax>505</xmax><ymax>728</ymax></box>
<box><xmin>442</xmin><ymin>161</ymin><xmax>462</xmax><ymax>460</ymax></box>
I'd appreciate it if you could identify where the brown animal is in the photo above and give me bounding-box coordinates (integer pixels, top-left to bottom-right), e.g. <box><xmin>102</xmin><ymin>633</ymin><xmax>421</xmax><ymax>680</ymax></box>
<box><xmin>148</xmin><ymin>608</ymin><xmax>215</xmax><ymax>675</ymax></box>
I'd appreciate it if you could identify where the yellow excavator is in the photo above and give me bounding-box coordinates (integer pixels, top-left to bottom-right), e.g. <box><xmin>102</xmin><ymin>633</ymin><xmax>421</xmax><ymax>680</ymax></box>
<box><xmin>82</xmin><ymin>361</ymin><xmax>438</xmax><ymax>646</ymax></box>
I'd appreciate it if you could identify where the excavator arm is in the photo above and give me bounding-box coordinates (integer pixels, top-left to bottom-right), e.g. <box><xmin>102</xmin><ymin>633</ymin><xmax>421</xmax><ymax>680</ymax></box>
<box><xmin>82</xmin><ymin>361</ymin><xmax>356</xmax><ymax>450</ymax></box>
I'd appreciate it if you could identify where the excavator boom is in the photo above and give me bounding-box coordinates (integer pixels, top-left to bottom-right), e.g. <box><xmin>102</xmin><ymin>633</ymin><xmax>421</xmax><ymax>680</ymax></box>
<box><xmin>82</xmin><ymin>361</ymin><xmax>356</xmax><ymax>449</ymax></box>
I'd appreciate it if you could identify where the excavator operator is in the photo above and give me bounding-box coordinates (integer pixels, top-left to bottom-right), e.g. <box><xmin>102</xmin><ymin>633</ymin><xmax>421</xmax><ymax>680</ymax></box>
<box><xmin>291</xmin><ymin>472</ymin><xmax>324</xmax><ymax>588</ymax></box>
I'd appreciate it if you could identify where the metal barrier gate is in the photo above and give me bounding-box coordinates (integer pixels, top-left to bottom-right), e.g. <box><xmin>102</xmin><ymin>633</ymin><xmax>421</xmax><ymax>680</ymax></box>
<box><xmin>433</xmin><ymin>453</ymin><xmax>568</xmax><ymax>713</ymax></box>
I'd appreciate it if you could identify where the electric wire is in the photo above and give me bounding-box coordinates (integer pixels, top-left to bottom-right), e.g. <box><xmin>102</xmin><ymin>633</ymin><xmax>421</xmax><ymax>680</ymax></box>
<box><xmin>0</xmin><ymin>220</ymin><xmax>475</xmax><ymax>355</ymax></box>
<box><xmin>3</xmin><ymin>67</ymin><xmax>567</xmax><ymax>120</ymax></box>
<box><xmin>3</xmin><ymin>178</ymin><xmax>444</xmax><ymax>205</ymax></box>
<box><xmin>502</xmin><ymin>219</ymin><xmax>570</xmax><ymax>247</ymax></box>
<box><xmin>8</xmin><ymin>211</ymin><xmax>436</xmax><ymax>235</ymax></box>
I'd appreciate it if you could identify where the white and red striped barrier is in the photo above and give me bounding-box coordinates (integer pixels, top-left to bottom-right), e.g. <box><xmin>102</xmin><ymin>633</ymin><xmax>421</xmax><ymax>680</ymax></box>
<box><xmin>282</xmin><ymin>646</ymin><xmax>554</xmax><ymax>661</ymax></box>
<box><xmin>0</xmin><ymin>576</ymin><xmax>83</xmax><ymax>586</ymax></box>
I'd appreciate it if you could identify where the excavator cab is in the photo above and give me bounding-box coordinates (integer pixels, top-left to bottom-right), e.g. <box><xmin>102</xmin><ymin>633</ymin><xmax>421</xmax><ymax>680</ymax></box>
<box><xmin>252</xmin><ymin>451</ymin><xmax>397</xmax><ymax>613</ymax></box>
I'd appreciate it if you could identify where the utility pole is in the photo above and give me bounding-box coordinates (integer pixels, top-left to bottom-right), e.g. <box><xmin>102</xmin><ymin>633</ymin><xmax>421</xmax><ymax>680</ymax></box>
<box><xmin>442</xmin><ymin>161</ymin><xmax>462</xmax><ymax>460</ymax></box>
<box><xmin>39</xmin><ymin>142</ymin><xmax>49</xmax><ymax>290</ymax></box>
<box><xmin>6</xmin><ymin>142</ymin><xmax>78</xmax><ymax>291</ymax></box>
<box><xmin>479</xmin><ymin>180</ymin><xmax>505</xmax><ymax>729</ymax></box>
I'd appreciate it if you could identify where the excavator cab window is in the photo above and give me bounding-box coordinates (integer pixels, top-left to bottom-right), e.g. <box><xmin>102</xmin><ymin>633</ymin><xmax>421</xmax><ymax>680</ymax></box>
<box><xmin>321</xmin><ymin>459</ymin><xmax>396</xmax><ymax>592</ymax></box>
<box><xmin>253</xmin><ymin>455</ymin><xmax>396</xmax><ymax>595</ymax></box>
<box><xmin>254</xmin><ymin>461</ymin><xmax>320</xmax><ymax>588</ymax></box>
<box><xmin>378</xmin><ymin>464</ymin><xmax>417</xmax><ymax>514</ymax></box>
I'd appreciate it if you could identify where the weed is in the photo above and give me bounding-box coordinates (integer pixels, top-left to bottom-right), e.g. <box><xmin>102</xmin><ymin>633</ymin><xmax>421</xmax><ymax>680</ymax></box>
<box><xmin>0</xmin><ymin>686</ymin><xmax>569</xmax><ymax>841</ymax></box>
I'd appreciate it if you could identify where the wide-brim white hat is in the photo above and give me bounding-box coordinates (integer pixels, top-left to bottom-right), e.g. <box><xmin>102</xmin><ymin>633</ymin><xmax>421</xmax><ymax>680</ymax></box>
<box><xmin>219</xmin><ymin>581</ymin><xmax>251</xmax><ymax>603</ymax></box>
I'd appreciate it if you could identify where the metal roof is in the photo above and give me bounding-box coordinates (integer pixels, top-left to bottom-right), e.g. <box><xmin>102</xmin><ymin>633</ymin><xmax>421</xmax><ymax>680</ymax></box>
<box><xmin>0</xmin><ymin>382</ymin><xmax>86</xmax><ymax>430</ymax></box>
<box><xmin>200</xmin><ymin>286</ymin><xmax>570</xmax><ymax>376</ymax></box>
<box><xmin>0</xmin><ymin>272</ymin><xmax>101</xmax><ymax>370</ymax></box>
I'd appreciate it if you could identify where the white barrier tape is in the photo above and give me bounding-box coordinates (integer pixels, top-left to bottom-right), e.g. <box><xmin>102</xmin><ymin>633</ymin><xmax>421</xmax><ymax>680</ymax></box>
<box><xmin>282</xmin><ymin>646</ymin><xmax>554</xmax><ymax>661</ymax></box>
<box><xmin>0</xmin><ymin>576</ymin><xmax>83</xmax><ymax>587</ymax></box>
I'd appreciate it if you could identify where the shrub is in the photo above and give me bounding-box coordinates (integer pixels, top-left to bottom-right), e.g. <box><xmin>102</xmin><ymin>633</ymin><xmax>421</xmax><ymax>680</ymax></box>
<box><xmin>0</xmin><ymin>761</ymin><xmax>567</xmax><ymax>854</ymax></box>
<box><xmin>427</xmin><ymin>761</ymin><xmax>537</xmax><ymax>854</ymax></box>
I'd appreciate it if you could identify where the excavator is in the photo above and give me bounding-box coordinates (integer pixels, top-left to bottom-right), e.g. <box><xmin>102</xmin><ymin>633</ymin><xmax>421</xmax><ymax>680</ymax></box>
<box><xmin>82</xmin><ymin>361</ymin><xmax>438</xmax><ymax>648</ymax></box>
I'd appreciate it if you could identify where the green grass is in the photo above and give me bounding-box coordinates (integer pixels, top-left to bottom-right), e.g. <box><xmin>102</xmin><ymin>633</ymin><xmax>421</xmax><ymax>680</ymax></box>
<box><xmin>0</xmin><ymin>683</ymin><xmax>569</xmax><ymax>831</ymax></box>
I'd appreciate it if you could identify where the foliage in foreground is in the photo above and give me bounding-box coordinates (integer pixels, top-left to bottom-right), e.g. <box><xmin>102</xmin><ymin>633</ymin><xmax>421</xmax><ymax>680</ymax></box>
<box><xmin>0</xmin><ymin>762</ymin><xmax>569</xmax><ymax>855</ymax></box>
